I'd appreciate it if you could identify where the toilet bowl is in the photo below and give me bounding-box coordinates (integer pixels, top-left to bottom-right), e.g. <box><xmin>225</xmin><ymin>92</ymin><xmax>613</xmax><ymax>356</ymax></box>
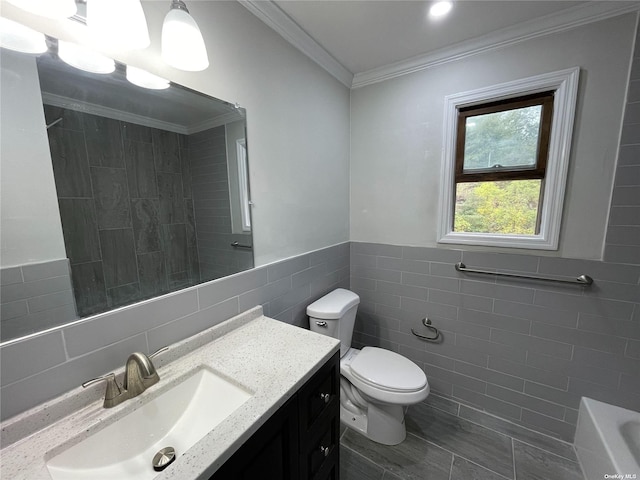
<box><xmin>307</xmin><ymin>288</ymin><xmax>429</xmax><ymax>445</ymax></box>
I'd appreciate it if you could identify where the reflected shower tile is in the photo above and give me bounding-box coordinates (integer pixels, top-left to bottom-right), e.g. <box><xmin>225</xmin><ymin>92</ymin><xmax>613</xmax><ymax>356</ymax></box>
<box><xmin>83</xmin><ymin>114</ymin><xmax>124</xmax><ymax>168</ymax></box>
<box><xmin>158</xmin><ymin>173</ymin><xmax>185</xmax><ymax>224</ymax></box>
<box><xmin>125</xmin><ymin>140</ymin><xmax>158</xmax><ymax>199</ymax></box>
<box><xmin>160</xmin><ymin>224</ymin><xmax>188</xmax><ymax>275</ymax></box>
<box><xmin>58</xmin><ymin>199</ymin><xmax>101</xmax><ymax>264</ymax></box>
<box><xmin>131</xmin><ymin>198</ymin><xmax>160</xmax><ymax>254</ymax></box>
<box><xmin>99</xmin><ymin>229</ymin><xmax>138</xmax><ymax>288</ymax></box>
<box><xmin>48</xmin><ymin>128</ymin><xmax>92</xmax><ymax>198</ymax></box>
<box><xmin>107</xmin><ymin>282</ymin><xmax>141</xmax><ymax>309</ymax></box>
<box><xmin>152</xmin><ymin>129</ymin><xmax>181</xmax><ymax>174</ymax></box>
<box><xmin>121</xmin><ymin>122</ymin><xmax>152</xmax><ymax>143</ymax></box>
<box><xmin>138</xmin><ymin>251</ymin><xmax>168</xmax><ymax>297</ymax></box>
<box><xmin>90</xmin><ymin>167</ymin><xmax>131</xmax><ymax>229</ymax></box>
<box><xmin>70</xmin><ymin>261</ymin><xmax>107</xmax><ymax>317</ymax></box>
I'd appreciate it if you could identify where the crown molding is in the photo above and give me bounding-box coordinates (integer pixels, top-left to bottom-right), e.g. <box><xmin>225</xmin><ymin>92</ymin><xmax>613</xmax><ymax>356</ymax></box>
<box><xmin>237</xmin><ymin>0</ymin><xmax>354</xmax><ymax>88</ymax></box>
<box><xmin>42</xmin><ymin>92</ymin><xmax>190</xmax><ymax>134</ymax></box>
<box><xmin>352</xmin><ymin>2</ymin><xmax>640</xmax><ymax>89</ymax></box>
<box><xmin>240</xmin><ymin>1</ymin><xmax>638</xmax><ymax>90</ymax></box>
<box><xmin>187</xmin><ymin>111</ymin><xmax>245</xmax><ymax>134</ymax></box>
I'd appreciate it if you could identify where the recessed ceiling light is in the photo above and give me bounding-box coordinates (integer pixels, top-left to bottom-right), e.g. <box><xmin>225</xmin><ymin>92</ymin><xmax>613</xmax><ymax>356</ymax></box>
<box><xmin>429</xmin><ymin>1</ymin><xmax>452</xmax><ymax>18</ymax></box>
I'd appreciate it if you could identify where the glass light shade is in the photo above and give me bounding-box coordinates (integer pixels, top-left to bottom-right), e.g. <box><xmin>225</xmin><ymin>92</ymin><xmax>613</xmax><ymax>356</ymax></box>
<box><xmin>126</xmin><ymin>66</ymin><xmax>170</xmax><ymax>90</ymax></box>
<box><xmin>6</xmin><ymin>0</ymin><xmax>77</xmax><ymax>19</ymax></box>
<box><xmin>161</xmin><ymin>6</ymin><xmax>209</xmax><ymax>72</ymax></box>
<box><xmin>0</xmin><ymin>17</ymin><xmax>47</xmax><ymax>54</ymax></box>
<box><xmin>429</xmin><ymin>1</ymin><xmax>453</xmax><ymax>18</ymax></box>
<box><xmin>87</xmin><ymin>0</ymin><xmax>150</xmax><ymax>51</ymax></box>
<box><xmin>57</xmin><ymin>41</ymin><xmax>115</xmax><ymax>74</ymax></box>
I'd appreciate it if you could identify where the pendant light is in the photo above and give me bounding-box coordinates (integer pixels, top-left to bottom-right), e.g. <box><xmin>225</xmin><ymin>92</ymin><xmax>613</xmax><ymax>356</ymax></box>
<box><xmin>5</xmin><ymin>0</ymin><xmax>77</xmax><ymax>19</ymax></box>
<box><xmin>126</xmin><ymin>66</ymin><xmax>170</xmax><ymax>90</ymax></box>
<box><xmin>161</xmin><ymin>0</ymin><xmax>209</xmax><ymax>72</ymax></box>
<box><xmin>0</xmin><ymin>17</ymin><xmax>47</xmax><ymax>54</ymax></box>
<box><xmin>58</xmin><ymin>40</ymin><xmax>115</xmax><ymax>74</ymax></box>
<box><xmin>87</xmin><ymin>0</ymin><xmax>150</xmax><ymax>51</ymax></box>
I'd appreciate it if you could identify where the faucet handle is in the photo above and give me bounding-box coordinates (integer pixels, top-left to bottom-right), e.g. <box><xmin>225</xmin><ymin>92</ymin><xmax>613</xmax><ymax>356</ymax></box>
<box><xmin>82</xmin><ymin>373</ymin><xmax>123</xmax><ymax>408</ymax></box>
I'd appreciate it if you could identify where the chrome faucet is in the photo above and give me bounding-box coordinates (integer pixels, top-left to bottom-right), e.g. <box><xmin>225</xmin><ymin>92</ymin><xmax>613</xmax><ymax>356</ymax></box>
<box><xmin>83</xmin><ymin>347</ymin><xmax>168</xmax><ymax>408</ymax></box>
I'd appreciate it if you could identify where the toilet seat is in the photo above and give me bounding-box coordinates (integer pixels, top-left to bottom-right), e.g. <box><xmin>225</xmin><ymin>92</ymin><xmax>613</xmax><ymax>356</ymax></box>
<box><xmin>350</xmin><ymin>347</ymin><xmax>427</xmax><ymax>392</ymax></box>
<box><xmin>341</xmin><ymin>347</ymin><xmax>429</xmax><ymax>405</ymax></box>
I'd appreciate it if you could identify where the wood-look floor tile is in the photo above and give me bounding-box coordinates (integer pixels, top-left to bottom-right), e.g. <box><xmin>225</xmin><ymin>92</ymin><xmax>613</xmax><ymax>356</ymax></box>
<box><xmin>406</xmin><ymin>403</ymin><xmax>514</xmax><ymax>479</ymax></box>
<box><xmin>341</xmin><ymin>428</ymin><xmax>452</xmax><ymax>480</ymax></box>
<box><xmin>513</xmin><ymin>440</ymin><xmax>584</xmax><ymax>480</ymax></box>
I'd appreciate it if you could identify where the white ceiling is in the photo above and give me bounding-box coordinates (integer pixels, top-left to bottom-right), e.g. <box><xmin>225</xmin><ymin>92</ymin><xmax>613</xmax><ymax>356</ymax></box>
<box><xmin>273</xmin><ymin>1</ymin><xmax>585</xmax><ymax>74</ymax></box>
<box><xmin>245</xmin><ymin>0</ymin><xmax>639</xmax><ymax>87</ymax></box>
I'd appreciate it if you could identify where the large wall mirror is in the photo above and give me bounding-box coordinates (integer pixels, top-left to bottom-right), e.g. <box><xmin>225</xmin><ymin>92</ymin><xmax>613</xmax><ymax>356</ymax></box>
<box><xmin>0</xmin><ymin>41</ymin><xmax>253</xmax><ymax>343</ymax></box>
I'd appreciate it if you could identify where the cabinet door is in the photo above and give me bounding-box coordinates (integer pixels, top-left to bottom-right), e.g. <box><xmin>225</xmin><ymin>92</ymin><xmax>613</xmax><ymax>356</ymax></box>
<box><xmin>210</xmin><ymin>396</ymin><xmax>299</xmax><ymax>480</ymax></box>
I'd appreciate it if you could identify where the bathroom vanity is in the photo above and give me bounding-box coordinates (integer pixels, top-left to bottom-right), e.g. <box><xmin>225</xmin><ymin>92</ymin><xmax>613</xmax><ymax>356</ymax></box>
<box><xmin>211</xmin><ymin>350</ymin><xmax>340</xmax><ymax>480</ymax></box>
<box><xmin>0</xmin><ymin>307</ymin><xmax>340</xmax><ymax>480</ymax></box>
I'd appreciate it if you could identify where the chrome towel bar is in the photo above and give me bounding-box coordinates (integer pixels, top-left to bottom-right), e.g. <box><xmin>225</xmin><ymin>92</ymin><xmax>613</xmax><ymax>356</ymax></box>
<box><xmin>454</xmin><ymin>262</ymin><xmax>593</xmax><ymax>286</ymax></box>
<box><xmin>411</xmin><ymin>318</ymin><xmax>441</xmax><ymax>342</ymax></box>
<box><xmin>230</xmin><ymin>241</ymin><xmax>252</xmax><ymax>249</ymax></box>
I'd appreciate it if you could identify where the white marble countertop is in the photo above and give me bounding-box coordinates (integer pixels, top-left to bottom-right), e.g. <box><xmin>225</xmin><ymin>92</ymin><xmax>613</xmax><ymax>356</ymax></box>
<box><xmin>0</xmin><ymin>307</ymin><xmax>340</xmax><ymax>480</ymax></box>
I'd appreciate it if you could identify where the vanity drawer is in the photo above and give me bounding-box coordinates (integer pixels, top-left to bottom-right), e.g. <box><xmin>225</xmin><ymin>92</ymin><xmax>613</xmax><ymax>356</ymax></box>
<box><xmin>300</xmin><ymin>413</ymin><xmax>339</xmax><ymax>480</ymax></box>
<box><xmin>298</xmin><ymin>351</ymin><xmax>339</xmax><ymax>437</ymax></box>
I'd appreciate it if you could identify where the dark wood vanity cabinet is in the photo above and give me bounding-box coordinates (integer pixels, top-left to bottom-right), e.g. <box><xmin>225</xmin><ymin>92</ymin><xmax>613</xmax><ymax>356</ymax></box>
<box><xmin>209</xmin><ymin>352</ymin><xmax>340</xmax><ymax>480</ymax></box>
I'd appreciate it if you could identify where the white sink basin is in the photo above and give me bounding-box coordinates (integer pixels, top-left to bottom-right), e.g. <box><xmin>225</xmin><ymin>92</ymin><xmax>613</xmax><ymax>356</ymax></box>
<box><xmin>46</xmin><ymin>368</ymin><xmax>252</xmax><ymax>480</ymax></box>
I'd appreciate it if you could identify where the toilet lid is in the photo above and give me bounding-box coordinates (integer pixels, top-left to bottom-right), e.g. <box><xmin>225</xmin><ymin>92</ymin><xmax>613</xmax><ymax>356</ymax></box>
<box><xmin>350</xmin><ymin>347</ymin><xmax>427</xmax><ymax>392</ymax></box>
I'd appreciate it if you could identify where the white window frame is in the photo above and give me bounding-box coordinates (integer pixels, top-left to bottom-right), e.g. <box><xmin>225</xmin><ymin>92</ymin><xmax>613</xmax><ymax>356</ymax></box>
<box><xmin>236</xmin><ymin>138</ymin><xmax>251</xmax><ymax>232</ymax></box>
<box><xmin>437</xmin><ymin>67</ymin><xmax>580</xmax><ymax>250</ymax></box>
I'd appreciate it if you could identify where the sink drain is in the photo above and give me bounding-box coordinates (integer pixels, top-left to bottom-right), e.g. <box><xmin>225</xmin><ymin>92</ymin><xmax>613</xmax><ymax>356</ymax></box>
<box><xmin>152</xmin><ymin>446</ymin><xmax>176</xmax><ymax>472</ymax></box>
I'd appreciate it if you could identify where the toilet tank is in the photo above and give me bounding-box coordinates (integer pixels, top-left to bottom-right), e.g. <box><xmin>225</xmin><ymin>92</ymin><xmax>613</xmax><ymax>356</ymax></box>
<box><xmin>307</xmin><ymin>288</ymin><xmax>360</xmax><ymax>357</ymax></box>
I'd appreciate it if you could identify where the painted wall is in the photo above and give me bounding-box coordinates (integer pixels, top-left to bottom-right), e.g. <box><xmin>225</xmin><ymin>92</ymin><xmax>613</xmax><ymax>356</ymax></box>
<box><xmin>350</xmin><ymin>14</ymin><xmax>635</xmax><ymax>260</ymax></box>
<box><xmin>0</xmin><ymin>52</ymin><xmax>66</xmax><ymax>267</ymax></box>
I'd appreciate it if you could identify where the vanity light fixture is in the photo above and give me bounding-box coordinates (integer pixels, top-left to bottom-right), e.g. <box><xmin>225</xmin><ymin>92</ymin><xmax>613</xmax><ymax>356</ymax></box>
<box><xmin>429</xmin><ymin>1</ymin><xmax>453</xmax><ymax>18</ymax></box>
<box><xmin>126</xmin><ymin>65</ymin><xmax>170</xmax><ymax>90</ymax></box>
<box><xmin>161</xmin><ymin>0</ymin><xmax>209</xmax><ymax>72</ymax></box>
<box><xmin>5</xmin><ymin>0</ymin><xmax>77</xmax><ymax>19</ymax></box>
<box><xmin>0</xmin><ymin>17</ymin><xmax>47</xmax><ymax>54</ymax></box>
<box><xmin>87</xmin><ymin>0</ymin><xmax>150</xmax><ymax>51</ymax></box>
<box><xmin>57</xmin><ymin>40</ymin><xmax>116</xmax><ymax>74</ymax></box>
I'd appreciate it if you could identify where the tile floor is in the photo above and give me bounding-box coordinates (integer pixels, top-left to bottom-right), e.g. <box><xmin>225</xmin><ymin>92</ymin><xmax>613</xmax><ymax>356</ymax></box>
<box><xmin>339</xmin><ymin>400</ymin><xmax>585</xmax><ymax>480</ymax></box>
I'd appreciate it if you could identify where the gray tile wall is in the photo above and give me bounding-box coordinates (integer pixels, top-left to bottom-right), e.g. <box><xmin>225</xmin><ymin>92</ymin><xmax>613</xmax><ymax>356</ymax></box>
<box><xmin>0</xmin><ymin>259</ymin><xmax>77</xmax><ymax>342</ymax></box>
<box><xmin>347</xmin><ymin>24</ymin><xmax>640</xmax><ymax>446</ymax></box>
<box><xmin>189</xmin><ymin>126</ymin><xmax>253</xmax><ymax>282</ymax></box>
<box><xmin>0</xmin><ymin>242</ymin><xmax>349</xmax><ymax>421</ymax></box>
<box><xmin>349</xmin><ymin>242</ymin><xmax>640</xmax><ymax>442</ymax></box>
<box><xmin>605</xmin><ymin>27</ymin><xmax>640</xmax><ymax>265</ymax></box>
<box><xmin>45</xmin><ymin>106</ymin><xmax>199</xmax><ymax>317</ymax></box>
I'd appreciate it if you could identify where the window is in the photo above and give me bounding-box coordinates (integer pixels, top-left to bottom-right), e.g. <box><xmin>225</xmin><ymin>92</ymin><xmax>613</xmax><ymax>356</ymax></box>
<box><xmin>236</xmin><ymin>138</ymin><xmax>251</xmax><ymax>232</ymax></box>
<box><xmin>438</xmin><ymin>68</ymin><xmax>579</xmax><ymax>250</ymax></box>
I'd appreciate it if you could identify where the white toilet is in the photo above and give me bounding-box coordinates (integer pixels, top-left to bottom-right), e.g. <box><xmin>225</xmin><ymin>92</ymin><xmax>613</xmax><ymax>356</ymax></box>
<box><xmin>307</xmin><ymin>288</ymin><xmax>429</xmax><ymax>445</ymax></box>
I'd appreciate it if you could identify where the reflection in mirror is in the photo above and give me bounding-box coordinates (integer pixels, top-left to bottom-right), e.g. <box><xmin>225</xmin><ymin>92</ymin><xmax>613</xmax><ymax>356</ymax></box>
<box><xmin>0</xmin><ymin>43</ymin><xmax>253</xmax><ymax>342</ymax></box>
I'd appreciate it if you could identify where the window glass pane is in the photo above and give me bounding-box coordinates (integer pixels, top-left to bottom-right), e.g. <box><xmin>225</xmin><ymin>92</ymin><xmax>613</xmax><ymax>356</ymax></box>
<box><xmin>463</xmin><ymin>105</ymin><xmax>542</xmax><ymax>172</ymax></box>
<box><xmin>454</xmin><ymin>180</ymin><xmax>542</xmax><ymax>234</ymax></box>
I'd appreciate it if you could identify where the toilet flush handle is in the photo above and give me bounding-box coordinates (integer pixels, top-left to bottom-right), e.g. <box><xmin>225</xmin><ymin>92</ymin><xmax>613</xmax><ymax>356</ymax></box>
<box><xmin>315</xmin><ymin>321</ymin><xmax>327</xmax><ymax>327</ymax></box>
